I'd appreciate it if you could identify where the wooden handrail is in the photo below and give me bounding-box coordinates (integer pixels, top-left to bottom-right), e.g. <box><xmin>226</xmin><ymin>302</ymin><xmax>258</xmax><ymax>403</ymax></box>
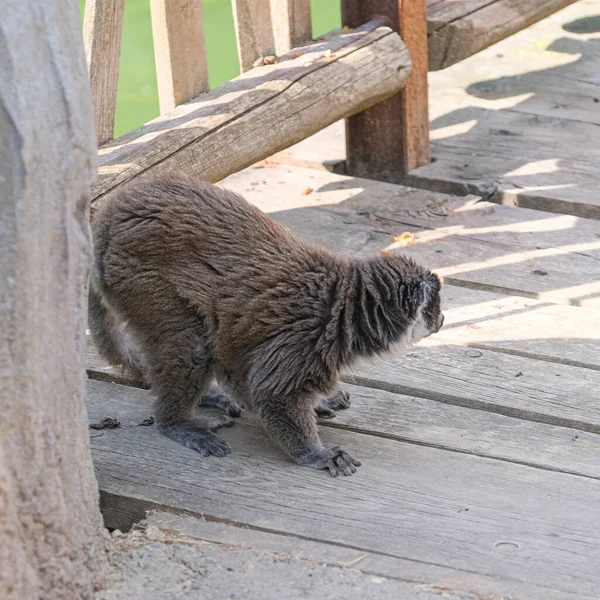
<box><xmin>92</xmin><ymin>22</ymin><xmax>411</xmax><ymax>208</ymax></box>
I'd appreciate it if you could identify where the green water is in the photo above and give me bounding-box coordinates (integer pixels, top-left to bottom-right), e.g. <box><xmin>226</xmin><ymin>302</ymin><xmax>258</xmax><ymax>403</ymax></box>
<box><xmin>79</xmin><ymin>0</ymin><xmax>341</xmax><ymax>137</ymax></box>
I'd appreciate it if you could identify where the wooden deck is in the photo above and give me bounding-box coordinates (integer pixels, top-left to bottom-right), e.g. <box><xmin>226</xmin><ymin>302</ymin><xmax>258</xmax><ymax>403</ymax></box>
<box><xmin>86</xmin><ymin>5</ymin><xmax>600</xmax><ymax>597</ymax></box>
<box><xmin>278</xmin><ymin>0</ymin><xmax>600</xmax><ymax>220</ymax></box>
<box><xmin>88</xmin><ymin>160</ymin><xmax>600</xmax><ymax>599</ymax></box>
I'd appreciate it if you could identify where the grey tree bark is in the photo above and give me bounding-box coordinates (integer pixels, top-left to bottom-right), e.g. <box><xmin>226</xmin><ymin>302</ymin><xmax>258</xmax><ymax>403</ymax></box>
<box><xmin>0</xmin><ymin>1</ymin><xmax>107</xmax><ymax>598</ymax></box>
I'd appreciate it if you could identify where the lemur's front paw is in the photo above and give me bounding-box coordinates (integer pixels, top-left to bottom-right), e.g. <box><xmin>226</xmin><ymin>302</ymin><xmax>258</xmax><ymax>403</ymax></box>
<box><xmin>198</xmin><ymin>389</ymin><xmax>243</xmax><ymax>418</ymax></box>
<box><xmin>299</xmin><ymin>445</ymin><xmax>361</xmax><ymax>477</ymax></box>
<box><xmin>315</xmin><ymin>389</ymin><xmax>351</xmax><ymax>419</ymax></box>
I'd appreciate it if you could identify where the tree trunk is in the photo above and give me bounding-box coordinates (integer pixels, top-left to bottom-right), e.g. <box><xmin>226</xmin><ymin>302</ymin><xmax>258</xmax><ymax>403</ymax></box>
<box><xmin>0</xmin><ymin>2</ymin><xmax>107</xmax><ymax>599</ymax></box>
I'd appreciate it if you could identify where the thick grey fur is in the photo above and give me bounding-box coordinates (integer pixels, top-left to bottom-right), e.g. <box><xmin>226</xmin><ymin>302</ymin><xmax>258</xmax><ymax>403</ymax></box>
<box><xmin>89</xmin><ymin>175</ymin><xmax>443</xmax><ymax>476</ymax></box>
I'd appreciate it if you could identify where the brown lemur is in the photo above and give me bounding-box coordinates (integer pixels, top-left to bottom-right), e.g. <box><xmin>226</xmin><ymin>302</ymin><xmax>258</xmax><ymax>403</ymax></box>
<box><xmin>89</xmin><ymin>175</ymin><xmax>444</xmax><ymax>476</ymax></box>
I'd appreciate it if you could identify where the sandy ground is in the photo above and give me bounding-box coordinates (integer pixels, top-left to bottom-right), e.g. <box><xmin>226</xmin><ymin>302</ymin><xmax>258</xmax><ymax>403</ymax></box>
<box><xmin>95</xmin><ymin>523</ymin><xmax>480</xmax><ymax>600</ymax></box>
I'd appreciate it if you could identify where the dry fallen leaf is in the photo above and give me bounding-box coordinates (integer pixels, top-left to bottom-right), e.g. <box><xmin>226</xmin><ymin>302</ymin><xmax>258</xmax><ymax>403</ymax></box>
<box><xmin>301</xmin><ymin>187</ymin><xmax>313</xmax><ymax>195</ymax></box>
<box><xmin>291</xmin><ymin>53</ymin><xmax>303</xmax><ymax>59</ymax></box>
<box><xmin>343</xmin><ymin>26</ymin><xmax>350</xmax><ymax>33</ymax></box>
<box><xmin>252</xmin><ymin>55</ymin><xmax>276</xmax><ymax>67</ymax></box>
<box><xmin>392</xmin><ymin>231</ymin><xmax>415</xmax><ymax>246</ymax></box>
<box><xmin>380</xmin><ymin>249</ymin><xmax>392</xmax><ymax>257</ymax></box>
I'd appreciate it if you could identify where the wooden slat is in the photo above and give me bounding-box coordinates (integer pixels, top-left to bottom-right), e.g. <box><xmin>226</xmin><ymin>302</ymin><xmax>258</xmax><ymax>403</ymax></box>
<box><xmin>149</xmin><ymin>0</ymin><xmax>209</xmax><ymax>114</ymax></box>
<box><xmin>86</xmin><ymin>328</ymin><xmax>600</xmax><ymax>438</ymax></box>
<box><xmin>408</xmin><ymin>108</ymin><xmax>600</xmax><ymax>221</ymax></box>
<box><xmin>400</xmin><ymin>0</ymin><xmax>430</xmax><ymax>171</ymax></box>
<box><xmin>139</xmin><ymin>512</ymin><xmax>588</xmax><ymax>600</ymax></box>
<box><xmin>344</xmin><ymin>344</ymin><xmax>600</xmax><ymax>433</ymax></box>
<box><xmin>91</xmin><ymin>23</ymin><xmax>411</xmax><ymax>208</ymax></box>
<box><xmin>82</xmin><ymin>0</ymin><xmax>125</xmax><ymax>144</ymax></box>
<box><xmin>333</xmin><ymin>382</ymin><xmax>600</xmax><ymax>480</ymax></box>
<box><xmin>427</xmin><ymin>0</ymin><xmax>578</xmax><ymax>71</ymax></box>
<box><xmin>220</xmin><ymin>164</ymin><xmax>600</xmax><ymax>307</ymax></box>
<box><xmin>270</xmin><ymin>0</ymin><xmax>312</xmax><ymax>56</ymax></box>
<box><xmin>437</xmin><ymin>286</ymin><xmax>600</xmax><ymax>371</ymax></box>
<box><xmin>85</xmin><ymin>340</ymin><xmax>600</xmax><ymax>480</ymax></box>
<box><xmin>341</xmin><ymin>0</ymin><xmax>429</xmax><ymax>182</ymax></box>
<box><xmin>88</xmin><ymin>379</ymin><xmax>600</xmax><ymax>599</ymax></box>
<box><xmin>232</xmin><ymin>0</ymin><xmax>275</xmax><ymax>72</ymax></box>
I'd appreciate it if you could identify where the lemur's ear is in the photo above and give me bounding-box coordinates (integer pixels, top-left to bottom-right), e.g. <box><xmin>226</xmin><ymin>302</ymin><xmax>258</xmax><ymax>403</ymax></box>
<box><xmin>414</xmin><ymin>273</ymin><xmax>440</xmax><ymax>307</ymax></box>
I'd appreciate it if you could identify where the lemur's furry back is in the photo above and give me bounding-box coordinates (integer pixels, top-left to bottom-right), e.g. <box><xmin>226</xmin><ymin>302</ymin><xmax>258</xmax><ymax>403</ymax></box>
<box><xmin>90</xmin><ymin>175</ymin><xmax>444</xmax><ymax>476</ymax></box>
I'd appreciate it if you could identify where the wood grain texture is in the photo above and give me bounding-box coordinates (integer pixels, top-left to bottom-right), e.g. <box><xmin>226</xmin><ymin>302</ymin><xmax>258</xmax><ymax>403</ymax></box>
<box><xmin>220</xmin><ymin>164</ymin><xmax>600</xmax><ymax>307</ymax></box>
<box><xmin>332</xmin><ymin>382</ymin><xmax>600</xmax><ymax>480</ymax></box>
<box><xmin>141</xmin><ymin>512</ymin><xmax>583</xmax><ymax>600</ymax></box>
<box><xmin>83</xmin><ymin>0</ymin><xmax>125</xmax><ymax>144</ymax></box>
<box><xmin>344</xmin><ymin>344</ymin><xmax>600</xmax><ymax>432</ymax></box>
<box><xmin>408</xmin><ymin>108</ymin><xmax>600</xmax><ymax>220</ymax></box>
<box><xmin>270</xmin><ymin>0</ymin><xmax>312</xmax><ymax>55</ymax></box>
<box><xmin>232</xmin><ymin>0</ymin><xmax>275</xmax><ymax>72</ymax></box>
<box><xmin>84</xmin><ymin>340</ymin><xmax>600</xmax><ymax>480</ymax></box>
<box><xmin>149</xmin><ymin>0</ymin><xmax>209</xmax><ymax>114</ymax></box>
<box><xmin>342</xmin><ymin>0</ymin><xmax>430</xmax><ymax>181</ymax></box>
<box><xmin>88</xmin><ymin>379</ymin><xmax>600</xmax><ymax>599</ymax></box>
<box><xmin>1</xmin><ymin>1</ymin><xmax>106</xmax><ymax>596</ymax></box>
<box><xmin>399</xmin><ymin>0</ymin><xmax>430</xmax><ymax>171</ymax></box>
<box><xmin>436</xmin><ymin>286</ymin><xmax>600</xmax><ymax>371</ymax></box>
<box><xmin>427</xmin><ymin>0</ymin><xmax>578</xmax><ymax>70</ymax></box>
<box><xmin>91</xmin><ymin>24</ymin><xmax>411</xmax><ymax>208</ymax></box>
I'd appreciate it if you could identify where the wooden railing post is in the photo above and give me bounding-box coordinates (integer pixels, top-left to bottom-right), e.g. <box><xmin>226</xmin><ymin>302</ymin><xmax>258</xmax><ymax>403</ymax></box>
<box><xmin>150</xmin><ymin>0</ymin><xmax>209</xmax><ymax>114</ymax></box>
<box><xmin>83</xmin><ymin>0</ymin><xmax>126</xmax><ymax>144</ymax></box>
<box><xmin>232</xmin><ymin>0</ymin><xmax>275</xmax><ymax>72</ymax></box>
<box><xmin>270</xmin><ymin>0</ymin><xmax>312</xmax><ymax>55</ymax></box>
<box><xmin>341</xmin><ymin>0</ymin><xmax>430</xmax><ymax>182</ymax></box>
<box><xmin>233</xmin><ymin>0</ymin><xmax>311</xmax><ymax>72</ymax></box>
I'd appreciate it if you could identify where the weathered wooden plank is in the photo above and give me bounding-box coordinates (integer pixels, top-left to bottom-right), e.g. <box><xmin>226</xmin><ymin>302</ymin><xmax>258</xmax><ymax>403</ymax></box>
<box><xmin>331</xmin><ymin>382</ymin><xmax>600</xmax><ymax>480</ymax></box>
<box><xmin>341</xmin><ymin>0</ymin><xmax>430</xmax><ymax>182</ymax></box>
<box><xmin>149</xmin><ymin>0</ymin><xmax>209</xmax><ymax>114</ymax></box>
<box><xmin>427</xmin><ymin>0</ymin><xmax>578</xmax><ymax>71</ymax></box>
<box><xmin>343</xmin><ymin>345</ymin><xmax>600</xmax><ymax>432</ymax></box>
<box><xmin>408</xmin><ymin>109</ymin><xmax>600</xmax><ymax>220</ymax></box>
<box><xmin>270</xmin><ymin>0</ymin><xmax>312</xmax><ymax>56</ymax></box>
<box><xmin>400</xmin><ymin>0</ymin><xmax>430</xmax><ymax>171</ymax></box>
<box><xmin>92</xmin><ymin>23</ymin><xmax>411</xmax><ymax>208</ymax></box>
<box><xmin>437</xmin><ymin>286</ymin><xmax>600</xmax><ymax>370</ymax></box>
<box><xmin>141</xmin><ymin>513</ymin><xmax>582</xmax><ymax>600</ymax></box>
<box><xmin>82</xmin><ymin>0</ymin><xmax>125</xmax><ymax>144</ymax></box>
<box><xmin>221</xmin><ymin>164</ymin><xmax>600</xmax><ymax>307</ymax></box>
<box><xmin>232</xmin><ymin>0</ymin><xmax>275</xmax><ymax>72</ymax></box>
<box><xmin>415</xmin><ymin>0</ymin><xmax>600</xmax><ymax>220</ymax></box>
<box><xmin>88</xmin><ymin>379</ymin><xmax>600</xmax><ymax>599</ymax></box>
<box><xmin>87</xmin><ymin>310</ymin><xmax>600</xmax><ymax>433</ymax></box>
<box><xmin>86</xmin><ymin>333</ymin><xmax>600</xmax><ymax>462</ymax></box>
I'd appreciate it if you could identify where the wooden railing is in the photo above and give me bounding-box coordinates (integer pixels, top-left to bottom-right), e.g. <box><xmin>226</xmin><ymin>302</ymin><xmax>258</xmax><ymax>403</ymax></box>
<box><xmin>82</xmin><ymin>0</ymin><xmax>427</xmax><ymax>201</ymax></box>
